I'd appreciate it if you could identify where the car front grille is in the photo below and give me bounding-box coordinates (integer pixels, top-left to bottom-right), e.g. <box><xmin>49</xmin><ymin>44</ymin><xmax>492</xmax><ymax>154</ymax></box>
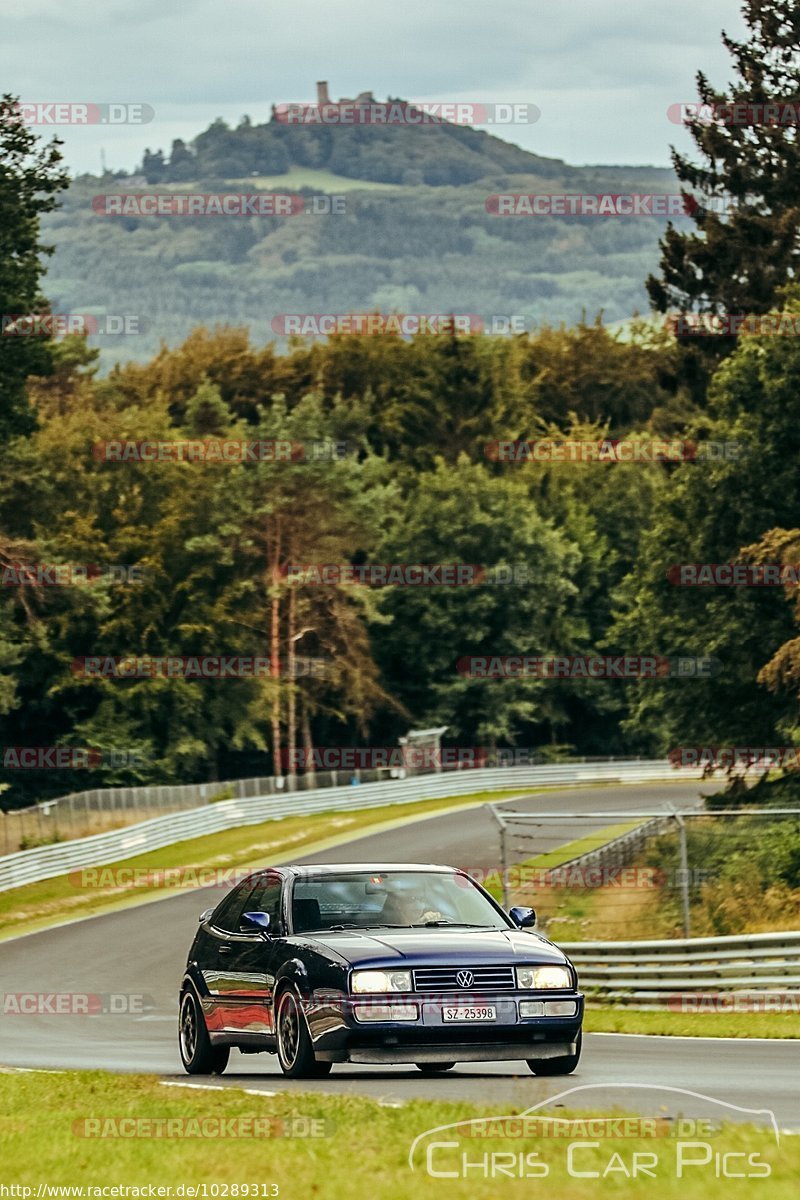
<box><xmin>412</xmin><ymin>965</ymin><xmax>516</xmax><ymax>992</ymax></box>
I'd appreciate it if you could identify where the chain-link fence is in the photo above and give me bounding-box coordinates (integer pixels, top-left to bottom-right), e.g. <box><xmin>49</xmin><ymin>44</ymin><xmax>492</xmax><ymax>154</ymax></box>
<box><xmin>0</xmin><ymin>769</ymin><xmax>393</xmax><ymax>854</ymax></box>
<box><xmin>484</xmin><ymin>804</ymin><xmax>800</xmax><ymax>942</ymax></box>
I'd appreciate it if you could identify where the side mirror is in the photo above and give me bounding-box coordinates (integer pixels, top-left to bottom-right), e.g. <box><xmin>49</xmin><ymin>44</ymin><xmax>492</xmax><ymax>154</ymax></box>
<box><xmin>509</xmin><ymin>906</ymin><xmax>536</xmax><ymax>929</ymax></box>
<box><xmin>199</xmin><ymin>908</ymin><xmax>214</xmax><ymax>923</ymax></box>
<box><xmin>241</xmin><ymin>911</ymin><xmax>272</xmax><ymax>937</ymax></box>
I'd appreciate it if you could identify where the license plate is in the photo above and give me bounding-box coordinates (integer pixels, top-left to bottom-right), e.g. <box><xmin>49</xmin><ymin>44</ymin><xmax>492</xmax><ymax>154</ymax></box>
<box><xmin>442</xmin><ymin>1005</ymin><xmax>497</xmax><ymax>1022</ymax></box>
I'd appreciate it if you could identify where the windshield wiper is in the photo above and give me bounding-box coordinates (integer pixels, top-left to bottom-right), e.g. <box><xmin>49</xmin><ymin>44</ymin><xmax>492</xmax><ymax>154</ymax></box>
<box><xmin>361</xmin><ymin>923</ymin><xmax>410</xmax><ymax>929</ymax></box>
<box><xmin>309</xmin><ymin>921</ymin><xmax>495</xmax><ymax>932</ymax></box>
<box><xmin>326</xmin><ymin>922</ymin><xmax>410</xmax><ymax>930</ymax></box>
<box><xmin>412</xmin><ymin>921</ymin><xmax>495</xmax><ymax>928</ymax></box>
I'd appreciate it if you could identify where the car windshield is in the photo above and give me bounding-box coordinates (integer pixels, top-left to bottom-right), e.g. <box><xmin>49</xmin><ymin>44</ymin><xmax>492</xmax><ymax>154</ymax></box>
<box><xmin>290</xmin><ymin>870</ymin><xmax>507</xmax><ymax>933</ymax></box>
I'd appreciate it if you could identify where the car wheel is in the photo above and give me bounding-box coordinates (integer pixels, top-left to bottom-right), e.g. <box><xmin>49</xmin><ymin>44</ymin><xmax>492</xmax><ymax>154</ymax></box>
<box><xmin>179</xmin><ymin>989</ymin><xmax>230</xmax><ymax>1075</ymax></box>
<box><xmin>415</xmin><ymin>1062</ymin><xmax>456</xmax><ymax>1073</ymax></box>
<box><xmin>275</xmin><ymin>988</ymin><xmax>332</xmax><ymax>1078</ymax></box>
<box><xmin>526</xmin><ymin>1032</ymin><xmax>582</xmax><ymax>1076</ymax></box>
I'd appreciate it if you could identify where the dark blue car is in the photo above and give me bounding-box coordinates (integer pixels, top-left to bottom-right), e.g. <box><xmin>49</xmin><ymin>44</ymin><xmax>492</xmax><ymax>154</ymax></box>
<box><xmin>178</xmin><ymin>863</ymin><xmax>584</xmax><ymax>1078</ymax></box>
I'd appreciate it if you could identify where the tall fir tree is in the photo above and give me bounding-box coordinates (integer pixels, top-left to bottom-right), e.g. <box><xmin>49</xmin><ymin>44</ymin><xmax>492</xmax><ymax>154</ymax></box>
<box><xmin>648</xmin><ymin>2</ymin><xmax>800</xmax><ymax>344</ymax></box>
<box><xmin>0</xmin><ymin>95</ymin><xmax>69</xmax><ymax>440</ymax></box>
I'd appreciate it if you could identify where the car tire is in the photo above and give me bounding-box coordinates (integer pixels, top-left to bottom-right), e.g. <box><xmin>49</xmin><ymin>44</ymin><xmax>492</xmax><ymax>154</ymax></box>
<box><xmin>526</xmin><ymin>1032</ymin><xmax>582</xmax><ymax>1076</ymax></box>
<box><xmin>415</xmin><ymin>1062</ymin><xmax>456</xmax><ymax>1073</ymax></box>
<box><xmin>275</xmin><ymin>987</ymin><xmax>332</xmax><ymax>1078</ymax></box>
<box><xmin>179</xmin><ymin>988</ymin><xmax>230</xmax><ymax>1075</ymax></box>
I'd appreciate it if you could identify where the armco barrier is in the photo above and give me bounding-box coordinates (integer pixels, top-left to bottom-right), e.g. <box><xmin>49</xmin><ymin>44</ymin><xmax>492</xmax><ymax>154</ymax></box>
<box><xmin>563</xmin><ymin>929</ymin><xmax>800</xmax><ymax>1005</ymax></box>
<box><xmin>0</xmin><ymin>760</ymin><xmax>699</xmax><ymax>893</ymax></box>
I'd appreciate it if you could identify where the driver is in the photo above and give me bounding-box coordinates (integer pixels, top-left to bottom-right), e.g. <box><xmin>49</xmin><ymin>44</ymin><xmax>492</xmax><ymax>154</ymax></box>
<box><xmin>380</xmin><ymin>889</ymin><xmax>443</xmax><ymax>925</ymax></box>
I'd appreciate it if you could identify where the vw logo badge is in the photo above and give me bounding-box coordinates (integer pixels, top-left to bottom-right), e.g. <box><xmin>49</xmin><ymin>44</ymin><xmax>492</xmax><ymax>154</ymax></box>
<box><xmin>456</xmin><ymin>970</ymin><xmax>474</xmax><ymax>988</ymax></box>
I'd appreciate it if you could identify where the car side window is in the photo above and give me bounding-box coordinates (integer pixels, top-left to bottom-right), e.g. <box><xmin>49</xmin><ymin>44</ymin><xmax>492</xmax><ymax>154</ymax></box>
<box><xmin>246</xmin><ymin>875</ymin><xmax>284</xmax><ymax>934</ymax></box>
<box><xmin>212</xmin><ymin>881</ymin><xmax>256</xmax><ymax>933</ymax></box>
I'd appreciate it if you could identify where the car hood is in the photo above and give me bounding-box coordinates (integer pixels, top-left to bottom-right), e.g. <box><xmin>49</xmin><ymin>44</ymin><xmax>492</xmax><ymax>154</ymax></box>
<box><xmin>295</xmin><ymin>927</ymin><xmax>570</xmax><ymax>969</ymax></box>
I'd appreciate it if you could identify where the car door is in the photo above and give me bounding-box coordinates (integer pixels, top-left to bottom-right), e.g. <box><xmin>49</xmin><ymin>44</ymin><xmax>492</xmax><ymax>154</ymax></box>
<box><xmin>200</xmin><ymin>879</ymin><xmax>258</xmax><ymax>1035</ymax></box>
<box><xmin>207</xmin><ymin>872</ymin><xmax>285</xmax><ymax>1039</ymax></box>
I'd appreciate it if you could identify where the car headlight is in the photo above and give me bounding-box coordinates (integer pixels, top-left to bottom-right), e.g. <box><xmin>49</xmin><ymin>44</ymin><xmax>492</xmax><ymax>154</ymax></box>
<box><xmin>351</xmin><ymin>969</ymin><xmax>412</xmax><ymax>994</ymax></box>
<box><xmin>516</xmin><ymin>965</ymin><xmax>572</xmax><ymax>990</ymax></box>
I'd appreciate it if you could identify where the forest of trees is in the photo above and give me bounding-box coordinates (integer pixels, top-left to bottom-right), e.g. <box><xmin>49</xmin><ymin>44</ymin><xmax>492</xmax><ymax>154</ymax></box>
<box><xmin>0</xmin><ymin>310</ymin><xmax>798</xmax><ymax>808</ymax></box>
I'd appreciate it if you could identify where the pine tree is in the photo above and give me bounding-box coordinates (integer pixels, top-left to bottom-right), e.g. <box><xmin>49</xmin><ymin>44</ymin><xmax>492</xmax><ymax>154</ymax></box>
<box><xmin>184</xmin><ymin>377</ymin><xmax>233</xmax><ymax>435</ymax></box>
<box><xmin>648</xmin><ymin>1</ymin><xmax>800</xmax><ymax>330</ymax></box>
<box><xmin>0</xmin><ymin>95</ymin><xmax>68</xmax><ymax>440</ymax></box>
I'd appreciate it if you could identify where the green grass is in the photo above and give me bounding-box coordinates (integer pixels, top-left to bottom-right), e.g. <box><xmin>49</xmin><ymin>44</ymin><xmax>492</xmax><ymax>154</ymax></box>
<box><xmin>0</xmin><ymin>1069</ymin><xmax>793</xmax><ymax>1197</ymax></box>
<box><xmin>0</xmin><ymin>789</ymin><xmax>534</xmax><ymax>942</ymax></box>
<box><xmin>585</xmin><ymin>1006</ymin><xmax>800</xmax><ymax>1039</ymax></box>
<box><xmin>523</xmin><ymin>823</ymin><xmax>642</xmax><ymax>869</ymax></box>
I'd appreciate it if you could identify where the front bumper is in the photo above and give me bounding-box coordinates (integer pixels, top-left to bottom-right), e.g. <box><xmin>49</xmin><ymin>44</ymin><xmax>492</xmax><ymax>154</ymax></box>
<box><xmin>329</xmin><ymin>1039</ymin><xmax>579</xmax><ymax>1065</ymax></box>
<box><xmin>306</xmin><ymin>990</ymin><xmax>584</xmax><ymax>1064</ymax></box>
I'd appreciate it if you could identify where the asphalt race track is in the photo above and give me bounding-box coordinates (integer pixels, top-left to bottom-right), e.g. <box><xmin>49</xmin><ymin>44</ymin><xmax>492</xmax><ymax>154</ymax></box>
<box><xmin>1</xmin><ymin>782</ymin><xmax>798</xmax><ymax>1129</ymax></box>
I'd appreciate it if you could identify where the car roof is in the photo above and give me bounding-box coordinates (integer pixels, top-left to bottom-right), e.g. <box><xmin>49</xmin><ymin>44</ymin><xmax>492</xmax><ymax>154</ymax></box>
<box><xmin>281</xmin><ymin>862</ymin><xmax>462</xmax><ymax>875</ymax></box>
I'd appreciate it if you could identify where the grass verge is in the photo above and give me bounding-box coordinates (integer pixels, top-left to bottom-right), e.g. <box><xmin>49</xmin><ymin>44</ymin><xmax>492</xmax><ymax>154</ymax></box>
<box><xmin>0</xmin><ymin>1069</ymin><xmax>793</xmax><ymax>1197</ymax></box>
<box><xmin>585</xmin><ymin>1006</ymin><xmax>800</xmax><ymax>1039</ymax></box>
<box><xmin>0</xmin><ymin>790</ymin><xmax>534</xmax><ymax>943</ymax></box>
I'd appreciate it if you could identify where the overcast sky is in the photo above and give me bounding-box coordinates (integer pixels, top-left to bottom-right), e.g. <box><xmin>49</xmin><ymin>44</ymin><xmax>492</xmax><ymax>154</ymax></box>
<box><xmin>2</xmin><ymin>0</ymin><xmax>747</xmax><ymax>175</ymax></box>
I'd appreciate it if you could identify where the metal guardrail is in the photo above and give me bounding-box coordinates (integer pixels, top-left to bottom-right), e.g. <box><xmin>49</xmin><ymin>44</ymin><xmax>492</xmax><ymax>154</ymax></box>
<box><xmin>1</xmin><ymin>771</ymin><xmax>378</xmax><ymax>855</ymax></box>
<box><xmin>0</xmin><ymin>754</ymin><xmax>670</xmax><ymax>854</ymax></box>
<box><xmin>0</xmin><ymin>759</ymin><xmax>697</xmax><ymax>893</ymax></box>
<box><xmin>563</xmin><ymin>930</ymin><xmax>800</xmax><ymax>1004</ymax></box>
